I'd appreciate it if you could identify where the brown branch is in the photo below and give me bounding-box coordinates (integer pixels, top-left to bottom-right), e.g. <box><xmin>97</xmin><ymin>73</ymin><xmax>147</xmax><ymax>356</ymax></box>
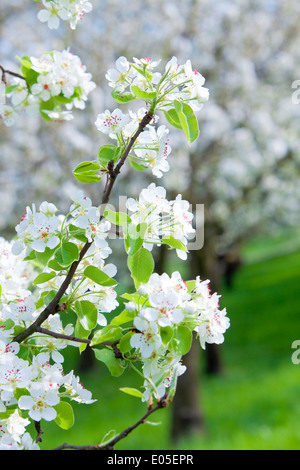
<box><xmin>34</xmin><ymin>421</ymin><xmax>44</xmax><ymax>443</ymax></box>
<box><xmin>51</xmin><ymin>394</ymin><xmax>168</xmax><ymax>450</ymax></box>
<box><xmin>35</xmin><ymin>326</ymin><xmax>91</xmax><ymax>344</ymax></box>
<box><xmin>13</xmin><ymin>240</ymin><xmax>92</xmax><ymax>343</ymax></box>
<box><xmin>101</xmin><ymin>111</ymin><xmax>153</xmax><ymax>205</ymax></box>
<box><xmin>34</xmin><ymin>326</ymin><xmax>121</xmax><ymax>351</ymax></box>
<box><xmin>13</xmin><ymin>111</ymin><xmax>153</xmax><ymax>345</ymax></box>
<box><xmin>0</xmin><ymin>64</ymin><xmax>26</xmax><ymax>84</ymax></box>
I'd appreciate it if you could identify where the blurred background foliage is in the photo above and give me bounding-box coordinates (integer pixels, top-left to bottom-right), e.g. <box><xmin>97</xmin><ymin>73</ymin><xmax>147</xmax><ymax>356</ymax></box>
<box><xmin>1</xmin><ymin>0</ymin><xmax>300</xmax><ymax>449</ymax></box>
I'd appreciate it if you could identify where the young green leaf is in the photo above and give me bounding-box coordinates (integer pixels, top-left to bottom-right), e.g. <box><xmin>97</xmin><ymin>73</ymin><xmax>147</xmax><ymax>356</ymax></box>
<box><xmin>73</xmin><ymin>161</ymin><xmax>101</xmax><ymax>183</ymax></box>
<box><xmin>94</xmin><ymin>348</ymin><xmax>125</xmax><ymax>377</ymax></box>
<box><xmin>162</xmin><ymin>236</ymin><xmax>188</xmax><ymax>252</ymax></box>
<box><xmin>171</xmin><ymin>325</ymin><xmax>193</xmax><ymax>355</ymax></box>
<box><xmin>74</xmin><ymin>300</ymin><xmax>98</xmax><ymax>331</ymax></box>
<box><xmin>127</xmin><ymin>247</ymin><xmax>154</xmax><ymax>288</ymax></box>
<box><xmin>54</xmin><ymin>401</ymin><xmax>75</xmax><ymax>430</ymax></box>
<box><xmin>91</xmin><ymin>325</ymin><xmax>123</xmax><ymax>346</ymax></box>
<box><xmin>74</xmin><ymin>318</ymin><xmax>90</xmax><ymax>353</ymax></box>
<box><xmin>111</xmin><ymin>309</ymin><xmax>135</xmax><ymax>326</ymax></box>
<box><xmin>83</xmin><ymin>265</ymin><xmax>117</xmax><ymax>287</ymax></box>
<box><xmin>128</xmin><ymin>158</ymin><xmax>147</xmax><ymax>172</ymax></box>
<box><xmin>100</xmin><ymin>429</ymin><xmax>117</xmax><ymax>446</ymax></box>
<box><xmin>119</xmin><ymin>387</ymin><xmax>144</xmax><ymax>399</ymax></box>
<box><xmin>160</xmin><ymin>326</ymin><xmax>173</xmax><ymax>346</ymax></box>
<box><xmin>97</xmin><ymin>145</ymin><xmax>123</xmax><ymax>168</ymax></box>
<box><xmin>118</xmin><ymin>330</ymin><xmax>135</xmax><ymax>354</ymax></box>
<box><xmin>103</xmin><ymin>207</ymin><xmax>131</xmax><ymax>227</ymax></box>
<box><xmin>163</xmin><ymin>108</ymin><xmax>183</xmax><ymax>130</ymax></box>
<box><xmin>54</xmin><ymin>242</ymin><xmax>79</xmax><ymax>268</ymax></box>
<box><xmin>33</xmin><ymin>271</ymin><xmax>57</xmax><ymax>286</ymax></box>
<box><xmin>124</xmin><ymin>222</ymin><xmax>148</xmax><ymax>256</ymax></box>
<box><xmin>131</xmin><ymin>85</ymin><xmax>157</xmax><ymax>100</ymax></box>
<box><xmin>111</xmin><ymin>87</ymin><xmax>136</xmax><ymax>104</ymax></box>
<box><xmin>173</xmin><ymin>100</ymin><xmax>199</xmax><ymax>144</ymax></box>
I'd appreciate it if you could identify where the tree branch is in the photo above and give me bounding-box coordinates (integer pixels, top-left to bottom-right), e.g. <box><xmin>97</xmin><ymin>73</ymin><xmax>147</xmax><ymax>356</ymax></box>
<box><xmin>13</xmin><ymin>110</ymin><xmax>154</xmax><ymax>345</ymax></box>
<box><xmin>0</xmin><ymin>64</ymin><xmax>26</xmax><ymax>84</ymax></box>
<box><xmin>34</xmin><ymin>326</ymin><xmax>121</xmax><ymax>351</ymax></box>
<box><xmin>52</xmin><ymin>394</ymin><xmax>168</xmax><ymax>450</ymax></box>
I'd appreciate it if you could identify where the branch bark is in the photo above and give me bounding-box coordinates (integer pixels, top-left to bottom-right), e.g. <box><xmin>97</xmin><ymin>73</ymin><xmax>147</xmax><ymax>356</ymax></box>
<box><xmin>13</xmin><ymin>111</ymin><xmax>154</xmax><ymax>345</ymax></box>
<box><xmin>0</xmin><ymin>64</ymin><xmax>26</xmax><ymax>84</ymax></box>
<box><xmin>52</xmin><ymin>394</ymin><xmax>168</xmax><ymax>450</ymax></box>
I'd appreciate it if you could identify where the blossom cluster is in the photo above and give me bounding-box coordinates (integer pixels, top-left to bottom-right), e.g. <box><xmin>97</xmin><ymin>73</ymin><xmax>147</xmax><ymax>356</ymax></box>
<box><xmin>0</xmin><ymin>49</ymin><xmax>95</xmax><ymax>126</ymax></box>
<box><xmin>126</xmin><ymin>182</ymin><xmax>195</xmax><ymax>259</ymax></box>
<box><xmin>0</xmin><ymin>53</ymin><xmax>229</xmax><ymax>450</ymax></box>
<box><xmin>0</xmin><ymin>190</ymin><xmax>122</xmax><ymax>448</ymax></box>
<box><xmin>126</xmin><ymin>271</ymin><xmax>229</xmax><ymax>401</ymax></box>
<box><xmin>10</xmin><ymin>190</ymin><xmax>119</xmax><ymax>322</ymax></box>
<box><xmin>105</xmin><ymin>56</ymin><xmax>209</xmax><ymax>112</ymax></box>
<box><xmin>36</xmin><ymin>0</ymin><xmax>93</xmax><ymax>30</ymax></box>
<box><xmin>0</xmin><ymin>330</ymin><xmax>95</xmax><ymax>449</ymax></box>
<box><xmin>94</xmin><ymin>56</ymin><xmax>209</xmax><ymax>178</ymax></box>
<box><xmin>0</xmin><ymin>237</ymin><xmax>97</xmax><ymax>449</ymax></box>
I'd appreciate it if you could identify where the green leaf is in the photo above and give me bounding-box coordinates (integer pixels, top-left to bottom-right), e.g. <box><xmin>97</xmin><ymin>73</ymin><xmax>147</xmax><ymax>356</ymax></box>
<box><xmin>74</xmin><ymin>319</ymin><xmax>90</xmax><ymax>353</ymax></box>
<box><xmin>91</xmin><ymin>325</ymin><xmax>123</xmax><ymax>347</ymax></box>
<box><xmin>47</xmin><ymin>259</ymin><xmax>66</xmax><ymax>272</ymax></box>
<box><xmin>84</xmin><ymin>265</ymin><xmax>117</xmax><ymax>287</ymax></box>
<box><xmin>94</xmin><ymin>348</ymin><xmax>125</xmax><ymax>377</ymax></box>
<box><xmin>103</xmin><ymin>207</ymin><xmax>131</xmax><ymax>227</ymax></box>
<box><xmin>25</xmin><ymin>69</ymin><xmax>39</xmax><ymax>88</ymax></box>
<box><xmin>73</xmin><ymin>161</ymin><xmax>101</xmax><ymax>183</ymax></box>
<box><xmin>128</xmin><ymin>158</ymin><xmax>147</xmax><ymax>172</ymax></box>
<box><xmin>74</xmin><ymin>300</ymin><xmax>98</xmax><ymax>331</ymax></box>
<box><xmin>127</xmin><ymin>247</ymin><xmax>154</xmax><ymax>288</ymax></box>
<box><xmin>171</xmin><ymin>325</ymin><xmax>193</xmax><ymax>355</ymax></box>
<box><xmin>43</xmin><ymin>290</ymin><xmax>57</xmax><ymax>306</ymax></box>
<box><xmin>33</xmin><ymin>271</ymin><xmax>56</xmax><ymax>285</ymax></box>
<box><xmin>68</xmin><ymin>224</ymin><xmax>88</xmax><ymax>243</ymax></box>
<box><xmin>163</xmin><ymin>109</ymin><xmax>183</xmax><ymax>130</ymax></box>
<box><xmin>185</xmin><ymin>280</ymin><xmax>196</xmax><ymax>293</ymax></box>
<box><xmin>119</xmin><ymin>387</ymin><xmax>144</xmax><ymax>399</ymax></box>
<box><xmin>5</xmin><ymin>84</ymin><xmax>20</xmax><ymax>94</ymax></box>
<box><xmin>173</xmin><ymin>100</ymin><xmax>199</xmax><ymax>144</ymax></box>
<box><xmin>100</xmin><ymin>429</ymin><xmax>117</xmax><ymax>446</ymax></box>
<box><xmin>55</xmin><ymin>242</ymin><xmax>79</xmax><ymax>268</ymax></box>
<box><xmin>35</xmin><ymin>246</ymin><xmax>56</xmax><ymax>266</ymax></box>
<box><xmin>53</xmin><ymin>93</ymin><xmax>73</xmax><ymax>104</ymax></box>
<box><xmin>39</xmin><ymin>97</ymin><xmax>56</xmax><ymax>120</ymax></box>
<box><xmin>160</xmin><ymin>326</ymin><xmax>173</xmax><ymax>346</ymax></box>
<box><xmin>125</xmin><ymin>222</ymin><xmax>148</xmax><ymax>256</ymax></box>
<box><xmin>54</xmin><ymin>401</ymin><xmax>74</xmax><ymax>430</ymax></box>
<box><xmin>97</xmin><ymin>145</ymin><xmax>122</xmax><ymax>168</ymax></box>
<box><xmin>16</xmin><ymin>55</ymin><xmax>32</xmax><ymax>69</ymax></box>
<box><xmin>131</xmin><ymin>85</ymin><xmax>157</xmax><ymax>100</ymax></box>
<box><xmin>162</xmin><ymin>236</ymin><xmax>188</xmax><ymax>252</ymax></box>
<box><xmin>118</xmin><ymin>330</ymin><xmax>135</xmax><ymax>353</ymax></box>
<box><xmin>111</xmin><ymin>309</ymin><xmax>135</xmax><ymax>326</ymax></box>
<box><xmin>111</xmin><ymin>87</ymin><xmax>136</xmax><ymax>104</ymax></box>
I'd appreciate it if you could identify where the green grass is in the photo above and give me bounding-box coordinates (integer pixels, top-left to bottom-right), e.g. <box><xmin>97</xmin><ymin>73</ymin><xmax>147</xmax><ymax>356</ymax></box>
<box><xmin>38</xmin><ymin>236</ymin><xmax>300</xmax><ymax>450</ymax></box>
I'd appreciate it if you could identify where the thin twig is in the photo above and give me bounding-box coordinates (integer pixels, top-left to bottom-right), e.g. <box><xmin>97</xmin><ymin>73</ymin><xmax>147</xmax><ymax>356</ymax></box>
<box><xmin>34</xmin><ymin>421</ymin><xmax>44</xmax><ymax>443</ymax></box>
<box><xmin>34</xmin><ymin>326</ymin><xmax>121</xmax><ymax>350</ymax></box>
<box><xmin>0</xmin><ymin>64</ymin><xmax>26</xmax><ymax>84</ymax></box>
<box><xmin>51</xmin><ymin>394</ymin><xmax>168</xmax><ymax>450</ymax></box>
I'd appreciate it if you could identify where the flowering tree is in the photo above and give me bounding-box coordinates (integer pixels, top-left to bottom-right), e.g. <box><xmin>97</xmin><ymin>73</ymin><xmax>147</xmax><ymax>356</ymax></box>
<box><xmin>0</xmin><ymin>4</ymin><xmax>229</xmax><ymax>450</ymax></box>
